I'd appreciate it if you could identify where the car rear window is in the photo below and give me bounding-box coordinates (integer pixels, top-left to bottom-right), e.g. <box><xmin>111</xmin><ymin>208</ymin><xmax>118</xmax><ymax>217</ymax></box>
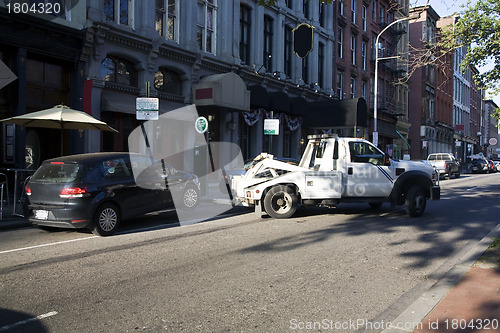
<box><xmin>31</xmin><ymin>163</ymin><xmax>81</xmax><ymax>183</ymax></box>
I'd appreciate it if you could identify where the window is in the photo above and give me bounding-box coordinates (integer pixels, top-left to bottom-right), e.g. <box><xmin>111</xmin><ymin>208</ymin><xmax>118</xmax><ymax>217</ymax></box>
<box><xmin>379</xmin><ymin>5</ymin><xmax>385</xmax><ymax>24</ymax></box>
<box><xmin>240</xmin><ymin>5</ymin><xmax>251</xmax><ymax>65</ymax></box>
<box><xmin>197</xmin><ymin>0</ymin><xmax>217</xmax><ymax>54</ymax></box>
<box><xmin>361</xmin><ymin>41</ymin><xmax>367</xmax><ymax>70</ymax></box>
<box><xmin>318</xmin><ymin>43</ymin><xmax>325</xmax><ymax>88</ymax></box>
<box><xmin>351</xmin><ymin>35</ymin><xmax>356</xmax><ymax>65</ymax></box>
<box><xmin>104</xmin><ymin>0</ymin><xmax>134</xmax><ymax>26</ymax></box>
<box><xmin>339</xmin><ymin>0</ymin><xmax>345</xmax><ymax>16</ymax></box>
<box><xmin>350</xmin><ymin>77</ymin><xmax>356</xmax><ymax>98</ymax></box>
<box><xmin>337</xmin><ymin>71</ymin><xmax>344</xmax><ymax>99</ymax></box>
<box><xmin>154</xmin><ymin>68</ymin><xmax>182</xmax><ymax>95</ymax></box>
<box><xmin>155</xmin><ymin>0</ymin><xmax>178</xmax><ymax>42</ymax></box>
<box><xmin>319</xmin><ymin>2</ymin><xmax>326</xmax><ymax>27</ymax></box>
<box><xmin>362</xmin><ymin>80</ymin><xmax>367</xmax><ymax>99</ymax></box>
<box><xmin>351</xmin><ymin>0</ymin><xmax>357</xmax><ymax>24</ymax></box>
<box><xmin>372</xmin><ymin>0</ymin><xmax>376</xmax><ymax>20</ymax></box>
<box><xmin>284</xmin><ymin>25</ymin><xmax>293</xmax><ymax>77</ymax></box>
<box><xmin>362</xmin><ymin>5</ymin><xmax>367</xmax><ymax>31</ymax></box>
<box><xmin>302</xmin><ymin>57</ymin><xmax>309</xmax><ymax>84</ymax></box>
<box><xmin>285</xmin><ymin>0</ymin><xmax>292</xmax><ymax>9</ymax></box>
<box><xmin>338</xmin><ymin>26</ymin><xmax>344</xmax><ymax>58</ymax></box>
<box><xmin>303</xmin><ymin>0</ymin><xmax>310</xmax><ymax>19</ymax></box>
<box><xmin>264</xmin><ymin>15</ymin><xmax>273</xmax><ymax>72</ymax></box>
<box><xmin>101</xmin><ymin>57</ymin><xmax>137</xmax><ymax>86</ymax></box>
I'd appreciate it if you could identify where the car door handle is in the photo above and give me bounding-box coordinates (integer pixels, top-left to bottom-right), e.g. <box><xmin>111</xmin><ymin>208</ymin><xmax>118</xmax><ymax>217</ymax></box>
<box><xmin>348</xmin><ymin>167</ymin><xmax>353</xmax><ymax>175</ymax></box>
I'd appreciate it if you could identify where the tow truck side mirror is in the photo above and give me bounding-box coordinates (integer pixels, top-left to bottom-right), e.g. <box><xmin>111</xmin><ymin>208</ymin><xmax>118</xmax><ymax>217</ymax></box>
<box><xmin>384</xmin><ymin>153</ymin><xmax>391</xmax><ymax>166</ymax></box>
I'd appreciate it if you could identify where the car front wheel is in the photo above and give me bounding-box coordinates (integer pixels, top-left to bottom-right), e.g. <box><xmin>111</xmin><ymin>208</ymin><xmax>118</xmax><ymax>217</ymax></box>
<box><xmin>405</xmin><ymin>186</ymin><xmax>426</xmax><ymax>217</ymax></box>
<box><xmin>92</xmin><ymin>203</ymin><xmax>120</xmax><ymax>236</ymax></box>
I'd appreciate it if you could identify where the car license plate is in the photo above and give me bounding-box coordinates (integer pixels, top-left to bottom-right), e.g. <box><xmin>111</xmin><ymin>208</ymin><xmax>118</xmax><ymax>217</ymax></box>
<box><xmin>34</xmin><ymin>210</ymin><xmax>49</xmax><ymax>220</ymax></box>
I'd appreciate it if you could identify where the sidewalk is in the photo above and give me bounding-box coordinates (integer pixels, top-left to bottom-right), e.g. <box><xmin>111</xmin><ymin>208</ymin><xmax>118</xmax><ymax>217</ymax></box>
<box><xmin>383</xmin><ymin>224</ymin><xmax>500</xmax><ymax>333</ymax></box>
<box><xmin>0</xmin><ymin>204</ymin><xmax>30</xmax><ymax>230</ymax></box>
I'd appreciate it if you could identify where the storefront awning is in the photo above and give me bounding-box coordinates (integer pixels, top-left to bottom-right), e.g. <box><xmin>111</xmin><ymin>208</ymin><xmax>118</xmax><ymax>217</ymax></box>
<box><xmin>290</xmin><ymin>97</ymin><xmax>307</xmax><ymax>116</ymax></box>
<box><xmin>101</xmin><ymin>91</ymin><xmax>185</xmax><ymax>114</ymax></box>
<box><xmin>249</xmin><ymin>85</ymin><xmax>269</xmax><ymax>108</ymax></box>
<box><xmin>303</xmin><ymin>98</ymin><xmax>367</xmax><ymax>129</ymax></box>
<box><xmin>269</xmin><ymin>91</ymin><xmax>290</xmax><ymax>113</ymax></box>
<box><xmin>193</xmin><ymin>72</ymin><xmax>250</xmax><ymax>111</ymax></box>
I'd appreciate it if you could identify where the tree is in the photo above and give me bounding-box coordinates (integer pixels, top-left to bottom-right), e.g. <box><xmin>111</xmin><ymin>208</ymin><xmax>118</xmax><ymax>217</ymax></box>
<box><xmin>437</xmin><ymin>0</ymin><xmax>500</xmax><ymax>118</ymax></box>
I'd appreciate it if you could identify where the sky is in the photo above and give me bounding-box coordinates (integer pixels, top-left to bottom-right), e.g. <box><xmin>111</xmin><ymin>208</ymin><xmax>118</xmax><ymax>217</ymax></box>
<box><xmin>414</xmin><ymin>0</ymin><xmax>500</xmax><ymax>106</ymax></box>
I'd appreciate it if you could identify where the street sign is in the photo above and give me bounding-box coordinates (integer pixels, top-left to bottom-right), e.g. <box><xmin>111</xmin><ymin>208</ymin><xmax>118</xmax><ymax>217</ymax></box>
<box><xmin>136</xmin><ymin>97</ymin><xmax>159</xmax><ymax>120</ymax></box>
<box><xmin>293</xmin><ymin>23</ymin><xmax>314</xmax><ymax>58</ymax></box>
<box><xmin>195</xmin><ymin>116</ymin><xmax>208</xmax><ymax>134</ymax></box>
<box><xmin>489</xmin><ymin>137</ymin><xmax>497</xmax><ymax>146</ymax></box>
<box><xmin>264</xmin><ymin>119</ymin><xmax>280</xmax><ymax>135</ymax></box>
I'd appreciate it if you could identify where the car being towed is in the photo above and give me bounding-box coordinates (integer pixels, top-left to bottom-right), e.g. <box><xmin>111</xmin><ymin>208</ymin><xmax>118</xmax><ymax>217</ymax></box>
<box><xmin>26</xmin><ymin>152</ymin><xmax>200</xmax><ymax>236</ymax></box>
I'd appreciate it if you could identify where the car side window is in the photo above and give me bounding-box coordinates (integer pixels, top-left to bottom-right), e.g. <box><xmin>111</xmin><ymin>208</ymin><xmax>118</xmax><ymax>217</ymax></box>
<box><xmin>100</xmin><ymin>158</ymin><xmax>132</xmax><ymax>180</ymax></box>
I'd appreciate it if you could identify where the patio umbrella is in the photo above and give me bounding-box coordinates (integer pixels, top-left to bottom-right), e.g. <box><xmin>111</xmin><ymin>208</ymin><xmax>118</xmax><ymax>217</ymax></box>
<box><xmin>0</xmin><ymin>104</ymin><xmax>118</xmax><ymax>154</ymax></box>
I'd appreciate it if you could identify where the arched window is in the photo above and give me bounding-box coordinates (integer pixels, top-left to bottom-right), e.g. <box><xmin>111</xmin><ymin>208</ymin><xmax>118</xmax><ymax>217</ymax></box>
<box><xmin>100</xmin><ymin>56</ymin><xmax>137</xmax><ymax>86</ymax></box>
<box><xmin>154</xmin><ymin>68</ymin><xmax>182</xmax><ymax>95</ymax></box>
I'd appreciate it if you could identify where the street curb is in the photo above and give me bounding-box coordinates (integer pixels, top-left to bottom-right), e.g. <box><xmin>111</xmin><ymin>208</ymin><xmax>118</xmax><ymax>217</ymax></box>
<box><xmin>381</xmin><ymin>222</ymin><xmax>500</xmax><ymax>333</ymax></box>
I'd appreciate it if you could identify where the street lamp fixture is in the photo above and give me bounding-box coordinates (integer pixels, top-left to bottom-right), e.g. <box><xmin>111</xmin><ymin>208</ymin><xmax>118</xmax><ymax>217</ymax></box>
<box><xmin>373</xmin><ymin>16</ymin><xmax>412</xmax><ymax>147</ymax></box>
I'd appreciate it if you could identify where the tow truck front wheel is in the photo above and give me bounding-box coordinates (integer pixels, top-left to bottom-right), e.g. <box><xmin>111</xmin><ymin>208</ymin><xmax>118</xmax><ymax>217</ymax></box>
<box><xmin>405</xmin><ymin>186</ymin><xmax>426</xmax><ymax>217</ymax></box>
<box><xmin>263</xmin><ymin>185</ymin><xmax>298</xmax><ymax>219</ymax></box>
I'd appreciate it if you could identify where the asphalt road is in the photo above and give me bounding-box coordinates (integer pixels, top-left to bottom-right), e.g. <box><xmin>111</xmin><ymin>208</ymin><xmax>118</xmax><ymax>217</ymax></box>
<box><xmin>0</xmin><ymin>173</ymin><xmax>499</xmax><ymax>332</ymax></box>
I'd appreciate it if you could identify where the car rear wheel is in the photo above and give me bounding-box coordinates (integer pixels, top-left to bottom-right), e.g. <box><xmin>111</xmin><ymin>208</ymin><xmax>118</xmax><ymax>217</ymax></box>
<box><xmin>92</xmin><ymin>203</ymin><xmax>120</xmax><ymax>236</ymax></box>
<box><xmin>405</xmin><ymin>186</ymin><xmax>426</xmax><ymax>217</ymax></box>
<box><xmin>263</xmin><ymin>185</ymin><xmax>298</xmax><ymax>219</ymax></box>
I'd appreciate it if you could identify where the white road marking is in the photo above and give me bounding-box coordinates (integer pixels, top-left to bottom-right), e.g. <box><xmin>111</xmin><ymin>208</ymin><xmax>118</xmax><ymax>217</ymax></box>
<box><xmin>0</xmin><ymin>311</ymin><xmax>58</xmax><ymax>332</ymax></box>
<box><xmin>0</xmin><ymin>236</ymin><xmax>98</xmax><ymax>255</ymax></box>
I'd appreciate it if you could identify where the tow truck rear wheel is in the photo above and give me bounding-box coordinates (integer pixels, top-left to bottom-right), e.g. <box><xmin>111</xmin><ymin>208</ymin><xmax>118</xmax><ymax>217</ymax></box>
<box><xmin>405</xmin><ymin>186</ymin><xmax>426</xmax><ymax>217</ymax></box>
<box><xmin>263</xmin><ymin>185</ymin><xmax>298</xmax><ymax>219</ymax></box>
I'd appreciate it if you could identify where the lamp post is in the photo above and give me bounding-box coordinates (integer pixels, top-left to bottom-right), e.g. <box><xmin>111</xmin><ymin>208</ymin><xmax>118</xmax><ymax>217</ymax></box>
<box><xmin>373</xmin><ymin>16</ymin><xmax>410</xmax><ymax>147</ymax></box>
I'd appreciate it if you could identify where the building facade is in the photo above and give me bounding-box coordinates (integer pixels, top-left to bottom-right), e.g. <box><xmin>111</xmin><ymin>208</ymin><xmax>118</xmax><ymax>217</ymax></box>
<box><xmin>1</xmin><ymin>0</ymin><xmax>496</xmax><ymax>175</ymax></box>
<box><xmin>0</xmin><ymin>2</ymin><xmax>87</xmax><ymax>169</ymax></box>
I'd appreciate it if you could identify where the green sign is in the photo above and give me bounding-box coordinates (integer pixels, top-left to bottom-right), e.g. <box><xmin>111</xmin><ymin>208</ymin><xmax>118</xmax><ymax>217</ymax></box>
<box><xmin>195</xmin><ymin>116</ymin><xmax>208</xmax><ymax>134</ymax></box>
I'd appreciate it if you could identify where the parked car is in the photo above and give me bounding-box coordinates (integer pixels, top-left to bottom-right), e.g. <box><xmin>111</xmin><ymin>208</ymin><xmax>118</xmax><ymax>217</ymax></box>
<box><xmin>26</xmin><ymin>152</ymin><xmax>200</xmax><ymax>236</ymax></box>
<box><xmin>493</xmin><ymin>161</ymin><xmax>500</xmax><ymax>172</ymax></box>
<box><xmin>470</xmin><ymin>158</ymin><xmax>489</xmax><ymax>174</ymax></box>
<box><xmin>488</xmin><ymin>160</ymin><xmax>497</xmax><ymax>173</ymax></box>
<box><xmin>426</xmin><ymin>153</ymin><xmax>461</xmax><ymax>179</ymax></box>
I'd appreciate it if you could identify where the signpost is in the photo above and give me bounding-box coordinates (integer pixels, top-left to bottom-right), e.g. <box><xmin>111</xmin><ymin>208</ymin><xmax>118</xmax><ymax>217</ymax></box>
<box><xmin>136</xmin><ymin>97</ymin><xmax>159</xmax><ymax>120</ymax></box>
<box><xmin>264</xmin><ymin>118</ymin><xmax>280</xmax><ymax>135</ymax></box>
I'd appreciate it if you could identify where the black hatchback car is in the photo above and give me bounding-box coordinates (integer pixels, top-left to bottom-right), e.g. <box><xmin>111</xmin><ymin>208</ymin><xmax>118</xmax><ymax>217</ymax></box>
<box><xmin>26</xmin><ymin>152</ymin><xmax>200</xmax><ymax>236</ymax></box>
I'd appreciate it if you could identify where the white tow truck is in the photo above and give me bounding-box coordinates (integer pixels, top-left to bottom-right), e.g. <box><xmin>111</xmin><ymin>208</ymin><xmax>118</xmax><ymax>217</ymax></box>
<box><xmin>232</xmin><ymin>134</ymin><xmax>440</xmax><ymax>219</ymax></box>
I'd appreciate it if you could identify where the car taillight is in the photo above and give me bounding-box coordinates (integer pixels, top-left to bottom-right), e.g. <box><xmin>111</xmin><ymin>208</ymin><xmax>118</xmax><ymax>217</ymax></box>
<box><xmin>25</xmin><ymin>185</ymin><xmax>31</xmax><ymax>196</ymax></box>
<box><xmin>59</xmin><ymin>187</ymin><xmax>89</xmax><ymax>198</ymax></box>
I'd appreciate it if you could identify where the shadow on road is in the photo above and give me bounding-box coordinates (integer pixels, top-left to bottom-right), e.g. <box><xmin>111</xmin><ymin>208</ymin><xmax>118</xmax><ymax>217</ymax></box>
<box><xmin>239</xmin><ymin>180</ymin><xmax>500</xmax><ymax>272</ymax></box>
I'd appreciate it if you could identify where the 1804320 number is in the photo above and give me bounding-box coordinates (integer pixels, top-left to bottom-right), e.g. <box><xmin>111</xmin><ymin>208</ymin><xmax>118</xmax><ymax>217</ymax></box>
<box><xmin>6</xmin><ymin>1</ymin><xmax>62</xmax><ymax>15</ymax></box>
<box><xmin>442</xmin><ymin>319</ymin><xmax>499</xmax><ymax>330</ymax></box>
